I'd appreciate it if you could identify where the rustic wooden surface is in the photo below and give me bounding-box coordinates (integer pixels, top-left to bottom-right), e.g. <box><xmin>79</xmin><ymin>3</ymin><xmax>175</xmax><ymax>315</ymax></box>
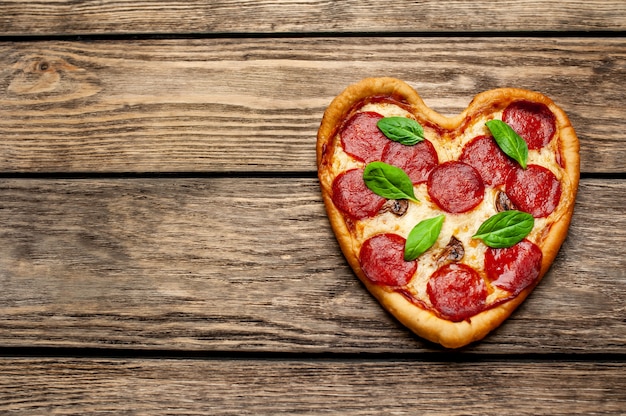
<box><xmin>0</xmin><ymin>1</ymin><xmax>624</xmax><ymax>414</ymax></box>
<box><xmin>1</xmin><ymin>37</ymin><xmax>624</xmax><ymax>173</ymax></box>
<box><xmin>1</xmin><ymin>0</ymin><xmax>625</xmax><ymax>34</ymax></box>
<box><xmin>0</xmin><ymin>359</ymin><xmax>623</xmax><ymax>415</ymax></box>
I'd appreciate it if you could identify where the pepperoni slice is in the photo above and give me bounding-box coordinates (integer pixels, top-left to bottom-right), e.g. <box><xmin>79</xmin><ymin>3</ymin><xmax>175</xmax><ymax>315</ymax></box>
<box><xmin>427</xmin><ymin>263</ymin><xmax>487</xmax><ymax>322</ymax></box>
<box><xmin>331</xmin><ymin>168</ymin><xmax>386</xmax><ymax>220</ymax></box>
<box><xmin>359</xmin><ymin>234</ymin><xmax>417</xmax><ymax>287</ymax></box>
<box><xmin>427</xmin><ymin>161</ymin><xmax>485</xmax><ymax>213</ymax></box>
<box><xmin>485</xmin><ymin>239</ymin><xmax>543</xmax><ymax>296</ymax></box>
<box><xmin>381</xmin><ymin>139</ymin><xmax>439</xmax><ymax>184</ymax></box>
<box><xmin>340</xmin><ymin>111</ymin><xmax>389</xmax><ymax>162</ymax></box>
<box><xmin>459</xmin><ymin>135</ymin><xmax>517</xmax><ymax>187</ymax></box>
<box><xmin>505</xmin><ymin>164</ymin><xmax>561</xmax><ymax>218</ymax></box>
<box><xmin>502</xmin><ymin>101</ymin><xmax>556</xmax><ymax>150</ymax></box>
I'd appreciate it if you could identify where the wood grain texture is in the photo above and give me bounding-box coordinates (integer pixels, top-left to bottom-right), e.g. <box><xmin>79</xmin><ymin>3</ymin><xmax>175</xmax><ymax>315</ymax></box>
<box><xmin>1</xmin><ymin>0</ymin><xmax>625</xmax><ymax>36</ymax></box>
<box><xmin>0</xmin><ymin>1</ymin><xmax>622</xmax><ymax>413</ymax></box>
<box><xmin>0</xmin><ymin>178</ymin><xmax>623</xmax><ymax>353</ymax></box>
<box><xmin>0</xmin><ymin>358</ymin><xmax>623</xmax><ymax>415</ymax></box>
<box><xmin>0</xmin><ymin>37</ymin><xmax>624</xmax><ymax>173</ymax></box>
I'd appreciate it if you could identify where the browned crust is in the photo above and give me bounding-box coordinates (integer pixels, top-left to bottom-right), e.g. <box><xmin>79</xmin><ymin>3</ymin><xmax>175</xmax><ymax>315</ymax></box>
<box><xmin>317</xmin><ymin>77</ymin><xmax>580</xmax><ymax>348</ymax></box>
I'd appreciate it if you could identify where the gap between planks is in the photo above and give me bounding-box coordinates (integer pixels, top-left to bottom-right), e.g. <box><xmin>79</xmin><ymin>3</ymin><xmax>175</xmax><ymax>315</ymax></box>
<box><xmin>0</xmin><ymin>347</ymin><xmax>625</xmax><ymax>363</ymax></box>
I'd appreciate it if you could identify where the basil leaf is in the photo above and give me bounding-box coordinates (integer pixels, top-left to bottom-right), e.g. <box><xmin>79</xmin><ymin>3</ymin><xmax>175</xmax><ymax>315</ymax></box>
<box><xmin>363</xmin><ymin>161</ymin><xmax>419</xmax><ymax>203</ymax></box>
<box><xmin>472</xmin><ymin>210</ymin><xmax>534</xmax><ymax>248</ymax></box>
<box><xmin>377</xmin><ymin>117</ymin><xmax>425</xmax><ymax>145</ymax></box>
<box><xmin>486</xmin><ymin>119</ymin><xmax>528</xmax><ymax>169</ymax></box>
<box><xmin>404</xmin><ymin>214</ymin><xmax>445</xmax><ymax>261</ymax></box>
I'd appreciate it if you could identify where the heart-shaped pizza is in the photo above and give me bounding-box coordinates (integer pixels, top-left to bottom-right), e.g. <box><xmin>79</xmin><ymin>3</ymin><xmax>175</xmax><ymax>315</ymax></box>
<box><xmin>317</xmin><ymin>77</ymin><xmax>579</xmax><ymax>348</ymax></box>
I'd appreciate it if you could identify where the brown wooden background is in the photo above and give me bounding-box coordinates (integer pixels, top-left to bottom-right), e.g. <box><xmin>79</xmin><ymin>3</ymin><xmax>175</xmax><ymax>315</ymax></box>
<box><xmin>0</xmin><ymin>1</ymin><xmax>624</xmax><ymax>414</ymax></box>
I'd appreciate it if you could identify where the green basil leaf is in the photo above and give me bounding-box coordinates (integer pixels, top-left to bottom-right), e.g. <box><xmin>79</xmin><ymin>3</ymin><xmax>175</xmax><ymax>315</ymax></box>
<box><xmin>485</xmin><ymin>119</ymin><xmax>528</xmax><ymax>169</ymax></box>
<box><xmin>404</xmin><ymin>214</ymin><xmax>445</xmax><ymax>261</ymax></box>
<box><xmin>377</xmin><ymin>117</ymin><xmax>425</xmax><ymax>145</ymax></box>
<box><xmin>363</xmin><ymin>161</ymin><xmax>419</xmax><ymax>203</ymax></box>
<box><xmin>472</xmin><ymin>210</ymin><xmax>534</xmax><ymax>248</ymax></box>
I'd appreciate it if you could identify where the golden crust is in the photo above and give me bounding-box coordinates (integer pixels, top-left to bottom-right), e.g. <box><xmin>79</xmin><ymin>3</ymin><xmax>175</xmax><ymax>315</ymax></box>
<box><xmin>317</xmin><ymin>77</ymin><xmax>579</xmax><ymax>348</ymax></box>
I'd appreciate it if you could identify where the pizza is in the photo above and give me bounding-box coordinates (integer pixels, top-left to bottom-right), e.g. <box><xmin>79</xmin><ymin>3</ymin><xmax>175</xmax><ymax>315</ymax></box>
<box><xmin>316</xmin><ymin>77</ymin><xmax>579</xmax><ymax>348</ymax></box>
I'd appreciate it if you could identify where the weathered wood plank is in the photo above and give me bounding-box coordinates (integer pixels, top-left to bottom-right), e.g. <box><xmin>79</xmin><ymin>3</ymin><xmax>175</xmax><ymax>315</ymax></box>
<box><xmin>0</xmin><ymin>0</ymin><xmax>624</xmax><ymax>36</ymax></box>
<box><xmin>0</xmin><ymin>358</ymin><xmax>623</xmax><ymax>415</ymax></box>
<box><xmin>0</xmin><ymin>38</ymin><xmax>624</xmax><ymax>173</ymax></box>
<box><xmin>0</xmin><ymin>178</ymin><xmax>623</xmax><ymax>353</ymax></box>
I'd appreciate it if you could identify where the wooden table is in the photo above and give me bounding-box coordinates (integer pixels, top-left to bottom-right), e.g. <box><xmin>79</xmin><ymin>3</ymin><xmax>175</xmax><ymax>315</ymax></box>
<box><xmin>0</xmin><ymin>1</ymin><xmax>624</xmax><ymax>414</ymax></box>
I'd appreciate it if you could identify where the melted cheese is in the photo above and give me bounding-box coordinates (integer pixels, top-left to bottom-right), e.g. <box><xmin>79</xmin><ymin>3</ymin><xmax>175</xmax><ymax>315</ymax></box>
<box><xmin>329</xmin><ymin>102</ymin><xmax>568</xmax><ymax>308</ymax></box>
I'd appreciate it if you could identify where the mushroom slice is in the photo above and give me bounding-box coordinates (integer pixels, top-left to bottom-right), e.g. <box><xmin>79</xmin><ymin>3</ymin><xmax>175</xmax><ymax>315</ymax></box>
<box><xmin>437</xmin><ymin>236</ymin><xmax>465</xmax><ymax>263</ymax></box>
<box><xmin>379</xmin><ymin>199</ymin><xmax>409</xmax><ymax>217</ymax></box>
<box><xmin>495</xmin><ymin>190</ymin><xmax>517</xmax><ymax>212</ymax></box>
